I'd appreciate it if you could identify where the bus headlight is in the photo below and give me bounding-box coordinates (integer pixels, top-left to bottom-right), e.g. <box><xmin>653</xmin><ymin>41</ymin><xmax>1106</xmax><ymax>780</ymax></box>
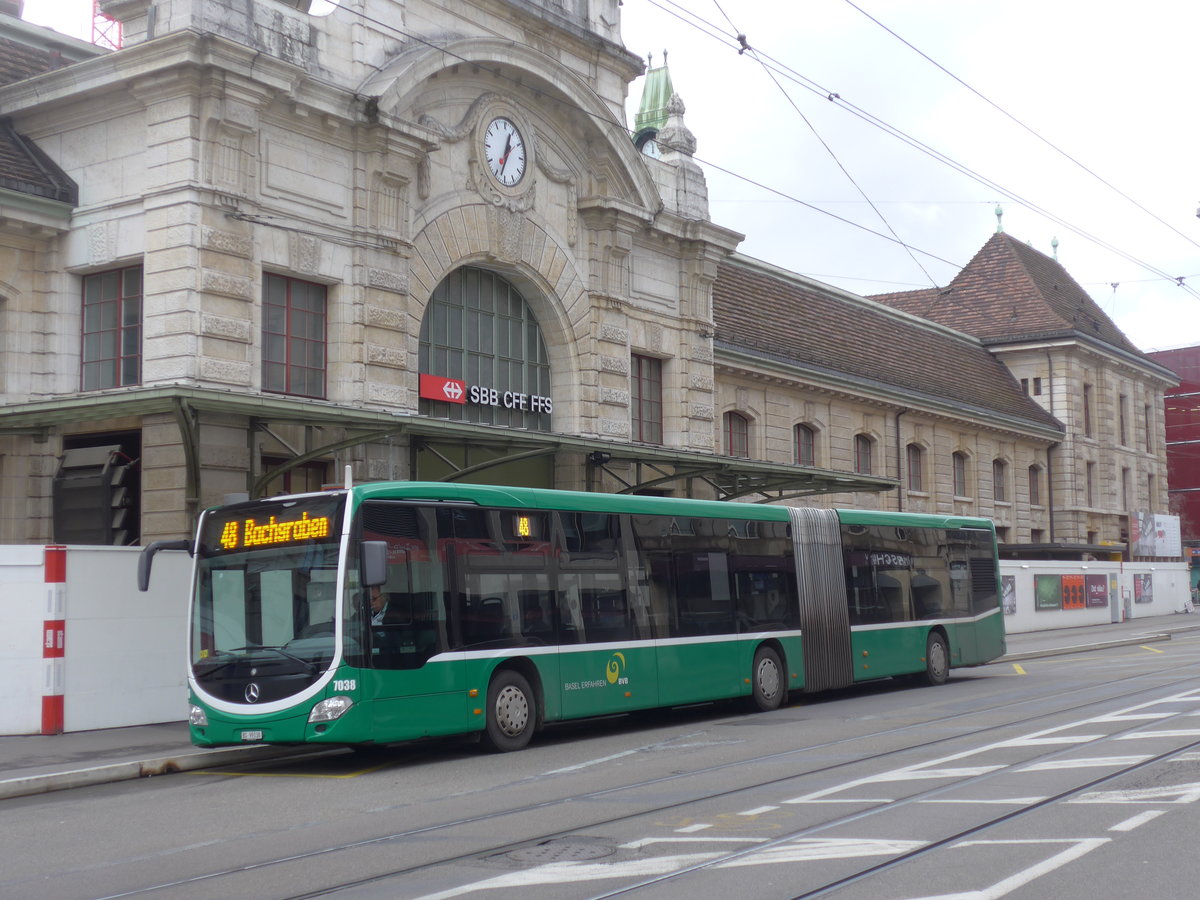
<box><xmin>189</xmin><ymin>705</ymin><xmax>208</xmax><ymax>727</ymax></box>
<box><xmin>309</xmin><ymin>695</ymin><xmax>354</xmax><ymax>723</ymax></box>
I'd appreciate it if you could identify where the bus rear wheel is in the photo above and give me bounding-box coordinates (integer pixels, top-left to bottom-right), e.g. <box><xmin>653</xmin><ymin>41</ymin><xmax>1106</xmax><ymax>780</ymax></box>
<box><xmin>481</xmin><ymin>669</ymin><xmax>535</xmax><ymax>752</ymax></box>
<box><xmin>751</xmin><ymin>646</ymin><xmax>785</xmax><ymax>712</ymax></box>
<box><xmin>919</xmin><ymin>632</ymin><xmax>950</xmax><ymax>686</ymax></box>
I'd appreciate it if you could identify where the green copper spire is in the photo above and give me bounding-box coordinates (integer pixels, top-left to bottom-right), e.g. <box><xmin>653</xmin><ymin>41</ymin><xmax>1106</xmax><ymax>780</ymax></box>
<box><xmin>635</xmin><ymin>51</ymin><xmax>674</xmax><ymax>133</ymax></box>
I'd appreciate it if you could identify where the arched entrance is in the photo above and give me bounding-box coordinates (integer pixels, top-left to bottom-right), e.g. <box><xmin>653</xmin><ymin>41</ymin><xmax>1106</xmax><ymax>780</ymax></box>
<box><xmin>416</xmin><ymin>266</ymin><xmax>555</xmax><ymax>486</ymax></box>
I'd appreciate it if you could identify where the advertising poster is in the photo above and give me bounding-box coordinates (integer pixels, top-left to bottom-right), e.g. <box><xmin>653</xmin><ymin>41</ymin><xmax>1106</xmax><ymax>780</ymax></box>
<box><xmin>1035</xmin><ymin>574</ymin><xmax>1062</xmax><ymax>611</ymax></box>
<box><xmin>1131</xmin><ymin>513</ymin><xmax>1182</xmax><ymax>557</ymax></box>
<box><xmin>1061</xmin><ymin>574</ymin><xmax>1085</xmax><ymax>610</ymax></box>
<box><xmin>1085</xmin><ymin>574</ymin><xmax>1109</xmax><ymax>609</ymax></box>
<box><xmin>1001</xmin><ymin>575</ymin><xmax>1016</xmax><ymax>615</ymax></box>
<box><xmin>1134</xmin><ymin>573</ymin><xmax>1154</xmax><ymax>604</ymax></box>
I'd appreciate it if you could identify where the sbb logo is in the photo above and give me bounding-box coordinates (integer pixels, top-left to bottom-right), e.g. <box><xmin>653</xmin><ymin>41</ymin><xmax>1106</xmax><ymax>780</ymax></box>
<box><xmin>419</xmin><ymin>374</ymin><xmax>467</xmax><ymax>405</ymax></box>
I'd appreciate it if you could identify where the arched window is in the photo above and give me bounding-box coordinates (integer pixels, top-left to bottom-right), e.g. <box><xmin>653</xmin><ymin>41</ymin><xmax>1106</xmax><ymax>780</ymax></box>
<box><xmin>992</xmin><ymin>459</ymin><xmax>1008</xmax><ymax>502</ymax></box>
<box><xmin>906</xmin><ymin>443</ymin><xmax>924</xmax><ymax>491</ymax></box>
<box><xmin>794</xmin><ymin>424</ymin><xmax>816</xmax><ymax>466</ymax></box>
<box><xmin>725</xmin><ymin>412</ymin><xmax>749</xmax><ymax>458</ymax></box>
<box><xmin>952</xmin><ymin>452</ymin><xmax>969</xmax><ymax>497</ymax></box>
<box><xmin>418</xmin><ymin>267</ymin><xmax>552</xmax><ymax>430</ymax></box>
<box><xmin>854</xmin><ymin>434</ymin><xmax>873</xmax><ymax>475</ymax></box>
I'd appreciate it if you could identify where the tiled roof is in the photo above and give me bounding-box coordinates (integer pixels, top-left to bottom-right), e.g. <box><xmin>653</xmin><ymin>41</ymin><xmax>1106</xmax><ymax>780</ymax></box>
<box><xmin>713</xmin><ymin>255</ymin><xmax>1063</xmax><ymax>433</ymax></box>
<box><xmin>871</xmin><ymin>232</ymin><xmax>1143</xmax><ymax>356</ymax></box>
<box><xmin>0</xmin><ymin>118</ymin><xmax>76</xmax><ymax>202</ymax></box>
<box><xmin>0</xmin><ymin>22</ymin><xmax>90</xmax><ymax>205</ymax></box>
<box><xmin>0</xmin><ymin>34</ymin><xmax>68</xmax><ymax>85</ymax></box>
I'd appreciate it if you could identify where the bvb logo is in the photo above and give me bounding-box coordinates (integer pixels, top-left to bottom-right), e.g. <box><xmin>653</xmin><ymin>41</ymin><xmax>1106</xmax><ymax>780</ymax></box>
<box><xmin>606</xmin><ymin>652</ymin><xmax>626</xmax><ymax>685</ymax></box>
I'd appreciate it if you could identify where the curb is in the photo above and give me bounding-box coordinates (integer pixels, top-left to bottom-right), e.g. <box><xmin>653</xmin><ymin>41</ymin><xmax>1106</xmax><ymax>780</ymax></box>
<box><xmin>0</xmin><ymin>744</ymin><xmax>316</xmax><ymax>802</ymax></box>
<box><xmin>999</xmin><ymin>631</ymin><xmax>1172</xmax><ymax>663</ymax></box>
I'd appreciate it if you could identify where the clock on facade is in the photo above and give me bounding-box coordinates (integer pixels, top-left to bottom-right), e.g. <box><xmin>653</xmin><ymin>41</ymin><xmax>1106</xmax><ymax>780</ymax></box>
<box><xmin>483</xmin><ymin>116</ymin><xmax>527</xmax><ymax>187</ymax></box>
<box><xmin>634</xmin><ymin>128</ymin><xmax>661</xmax><ymax>159</ymax></box>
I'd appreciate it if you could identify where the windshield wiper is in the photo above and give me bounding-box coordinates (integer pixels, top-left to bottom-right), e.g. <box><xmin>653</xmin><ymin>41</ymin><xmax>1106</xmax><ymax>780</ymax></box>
<box><xmin>201</xmin><ymin>645</ymin><xmax>318</xmax><ymax>675</ymax></box>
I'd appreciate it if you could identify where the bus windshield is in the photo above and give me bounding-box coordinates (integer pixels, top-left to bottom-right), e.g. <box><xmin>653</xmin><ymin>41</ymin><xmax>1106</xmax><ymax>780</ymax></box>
<box><xmin>191</xmin><ymin>493</ymin><xmax>346</xmax><ymax>704</ymax></box>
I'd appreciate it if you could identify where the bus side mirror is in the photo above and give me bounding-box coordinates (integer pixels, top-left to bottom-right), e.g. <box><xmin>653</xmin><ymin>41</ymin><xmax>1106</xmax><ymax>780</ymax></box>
<box><xmin>361</xmin><ymin>540</ymin><xmax>388</xmax><ymax>587</ymax></box>
<box><xmin>138</xmin><ymin>539</ymin><xmax>192</xmax><ymax>591</ymax></box>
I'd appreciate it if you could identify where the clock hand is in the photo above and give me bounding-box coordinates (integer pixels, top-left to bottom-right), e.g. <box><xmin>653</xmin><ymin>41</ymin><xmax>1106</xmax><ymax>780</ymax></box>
<box><xmin>499</xmin><ymin>133</ymin><xmax>513</xmax><ymax>170</ymax></box>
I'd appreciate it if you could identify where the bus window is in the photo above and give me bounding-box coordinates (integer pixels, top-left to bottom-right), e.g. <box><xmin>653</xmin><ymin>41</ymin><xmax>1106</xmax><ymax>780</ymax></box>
<box><xmin>965</xmin><ymin>530</ymin><xmax>1000</xmax><ymax>614</ymax></box>
<box><xmin>562</xmin><ymin>573</ymin><xmax>634</xmax><ymax>643</ymax></box>
<box><xmin>557</xmin><ymin>512</ymin><xmax>633</xmax><ymax>643</ymax></box>
<box><xmin>674</xmin><ymin>551</ymin><xmax>734</xmax><ymax>636</ymax></box>
<box><xmin>356</xmin><ymin>503</ymin><xmax>449</xmax><ymax>669</ymax></box>
<box><xmin>560</xmin><ymin>511</ymin><xmax>620</xmax><ymax>559</ymax></box>
<box><xmin>841</xmin><ymin>525</ymin><xmax>915</xmax><ymax>625</ymax></box>
<box><xmin>729</xmin><ymin>520</ymin><xmax>797</xmax><ymax>631</ymax></box>
<box><xmin>448</xmin><ymin>507</ymin><xmax>554</xmax><ymax>650</ymax></box>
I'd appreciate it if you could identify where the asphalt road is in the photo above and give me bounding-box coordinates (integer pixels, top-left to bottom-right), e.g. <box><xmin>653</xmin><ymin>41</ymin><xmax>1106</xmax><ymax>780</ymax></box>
<box><xmin>3</xmin><ymin>633</ymin><xmax>1199</xmax><ymax>900</ymax></box>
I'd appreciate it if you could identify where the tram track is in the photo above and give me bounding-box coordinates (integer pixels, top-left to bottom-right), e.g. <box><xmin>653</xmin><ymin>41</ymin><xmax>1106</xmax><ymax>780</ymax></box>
<box><xmin>91</xmin><ymin>652</ymin><xmax>1200</xmax><ymax>900</ymax></box>
<box><xmin>588</xmin><ymin>694</ymin><xmax>1200</xmax><ymax>898</ymax></box>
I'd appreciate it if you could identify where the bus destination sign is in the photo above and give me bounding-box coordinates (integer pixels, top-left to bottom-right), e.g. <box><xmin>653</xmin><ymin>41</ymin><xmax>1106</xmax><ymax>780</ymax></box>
<box><xmin>202</xmin><ymin>495</ymin><xmax>344</xmax><ymax>555</ymax></box>
<box><xmin>218</xmin><ymin>512</ymin><xmax>331</xmax><ymax>550</ymax></box>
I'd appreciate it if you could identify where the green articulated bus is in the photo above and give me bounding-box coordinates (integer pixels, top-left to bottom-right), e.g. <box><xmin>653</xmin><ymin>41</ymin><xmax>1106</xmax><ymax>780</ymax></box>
<box><xmin>139</xmin><ymin>482</ymin><xmax>1005</xmax><ymax>752</ymax></box>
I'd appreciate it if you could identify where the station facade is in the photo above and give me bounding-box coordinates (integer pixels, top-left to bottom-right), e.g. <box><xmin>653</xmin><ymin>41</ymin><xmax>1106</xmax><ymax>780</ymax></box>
<box><xmin>0</xmin><ymin>0</ymin><xmax>1175</xmax><ymax>560</ymax></box>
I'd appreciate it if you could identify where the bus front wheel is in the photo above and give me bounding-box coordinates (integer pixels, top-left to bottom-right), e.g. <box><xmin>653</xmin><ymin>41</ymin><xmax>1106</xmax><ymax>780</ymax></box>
<box><xmin>481</xmin><ymin>669</ymin><xmax>535</xmax><ymax>752</ymax></box>
<box><xmin>751</xmin><ymin>646</ymin><xmax>785</xmax><ymax>711</ymax></box>
<box><xmin>920</xmin><ymin>632</ymin><xmax>950</xmax><ymax>686</ymax></box>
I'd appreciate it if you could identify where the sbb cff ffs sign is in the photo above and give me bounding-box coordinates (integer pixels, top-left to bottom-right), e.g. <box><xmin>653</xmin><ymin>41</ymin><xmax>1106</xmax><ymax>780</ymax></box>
<box><xmin>420</xmin><ymin>374</ymin><xmax>553</xmax><ymax>413</ymax></box>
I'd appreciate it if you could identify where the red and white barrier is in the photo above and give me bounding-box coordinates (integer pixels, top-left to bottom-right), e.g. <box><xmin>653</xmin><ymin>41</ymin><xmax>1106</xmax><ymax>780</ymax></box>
<box><xmin>1</xmin><ymin>544</ymin><xmax>191</xmax><ymax>735</ymax></box>
<box><xmin>42</xmin><ymin>545</ymin><xmax>67</xmax><ymax>735</ymax></box>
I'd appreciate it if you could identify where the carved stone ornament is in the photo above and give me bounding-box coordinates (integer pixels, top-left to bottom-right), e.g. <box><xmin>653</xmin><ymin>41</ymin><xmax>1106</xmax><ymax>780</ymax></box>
<box><xmin>657</xmin><ymin>93</ymin><xmax>697</xmax><ymax>157</ymax></box>
<box><xmin>533</xmin><ymin>131</ymin><xmax>577</xmax><ymax>246</ymax></box>
<box><xmin>419</xmin><ymin>93</ymin><xmax>535</xmax><ymax>213</ymax></box>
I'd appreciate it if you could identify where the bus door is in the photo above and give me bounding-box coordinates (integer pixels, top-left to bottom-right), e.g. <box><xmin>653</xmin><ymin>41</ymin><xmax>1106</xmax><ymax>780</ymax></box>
<box><xmin>357</xmin><ymin>503</ymin><xmax>465</xmax><ymax>740</ymax></box>
<box><xmin>788</xmin><ymin>508</ymin><xmax>853</xmax><ymax>692</ymax></box>
<box><xmin>631</xmin><ymin>514</ymin><xmax>740</xmax><ymax>706</ymax></box>
<box><xmin>557</xmin><ymin>511</ymin><xmax>658</xmax><ymax>718</ymax></box>
<box><xmin>946</xmin><ymin>557</ymin><xmax>977</xmax><ymax>662</ymax></box>
<box><xmin>445</xmin><ymin>507</ymin><xmax>561</xmax><ymax>719</ymax></box>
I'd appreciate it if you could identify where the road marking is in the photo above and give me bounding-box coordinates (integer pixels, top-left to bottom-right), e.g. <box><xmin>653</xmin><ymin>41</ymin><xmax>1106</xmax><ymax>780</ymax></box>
<box><xmin>623</xmin><ymin>837</ymin><xmax>765</xmax><ymax>849</ymax></box>
<box><xmin>1140</xmin><ymin>645</ymin><xmax>1165</xmax><ymax>654</ymax></box>
<box><xmin>674</xmin><ymin>823</ymin><xmax>712</xmax><ymax>833</ymax></box>
<box><xmin>542</xmin><ymin>750</ymin><xmax>638</xmax><ymax>774</ymax></box>
<box><xmin>921</xmin><ymin>797</ymin><xmax>1048</xmax><ymax>805</ymax></box>
<box><xmin>411</xmin><ymin>852</ymin><xmax>722</xmax><ymax>899</ymax></box>
<box><xmin>999</xmin><ymin>735</ymin><xmax>1103</xmax><ymax>746</ymax></box>
<box><xmin>1114</xmin><ymin>729</ymin><xmax>1200</xmax><ymax>740</ymax></box>
<box><xmin>1019</xmin><ymin>756</ymin><xmax>1152</xmax><ymax>772</ymax></box>
<box><xmin>871</xmin><ymin>766</ymin><xmax>1006</xmax><ymax>781</ymax></box>
<box><xmin>1072</xmin><ymin>782</ymin><xmax>1200</xmax><ymax>804</ymax></box>
<box><xmin>1110</xmin><ymin>810</ymin><xmax>1166</xmax><ymax>831</ymax></box>
<box><xmin>788</xmin><ymin>798</ymin><xmax>898</xmax><ymax>804</ymax></box>
<box><xmin>738</xmin><ymin>805</ymin><xmax>779</xmax><ymax>816</ymax></box>
<box><xmin>718</xmin><ymin>837</ymin><xmax>927</xmax><ymax>866</ymax></box>
<box><xmin>1012</xmin><ymin>663</ymin><xmax>1026</xmax><ymax>675</ymax></box>
<box><xmin>897</xmin><ymin>838</ymin><xmax>1110</xmax><ymax>900</ymax></box>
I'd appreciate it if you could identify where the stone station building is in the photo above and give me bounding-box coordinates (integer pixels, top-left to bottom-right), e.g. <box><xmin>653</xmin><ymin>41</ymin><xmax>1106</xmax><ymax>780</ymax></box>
<box><xmin>0</xmin><ymin>0</ymin><xmax>1175</xmax><ymax>561</ymax></box>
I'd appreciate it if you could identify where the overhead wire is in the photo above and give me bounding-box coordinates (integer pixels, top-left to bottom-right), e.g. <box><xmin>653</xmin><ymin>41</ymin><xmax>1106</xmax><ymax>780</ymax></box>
<box><xmin>841</xmin><ymin>0</ymin><xmax>1200</xmax><ymax>255</ymax></box>
<box><xmin>710</xmin><ymin>0</ymin><xmax>940</xmax><ymax>287</ymax></box>
<box><xmin>326</xmin><ymin>0</ymin><xmax>966</xmax><ymax>269</ymax></box>
<box><xmin>298</xmin><ymin>0</ymin><xmax>1196</xmax><ymax>302</ymax></box>
<box><xmin>645</xmin><ymin>0</ymin><xmax>1200</xmax><ymax>300</ymax></box>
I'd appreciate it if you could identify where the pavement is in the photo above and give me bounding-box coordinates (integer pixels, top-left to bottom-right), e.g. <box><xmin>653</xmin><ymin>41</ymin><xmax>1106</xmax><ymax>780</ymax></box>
<box><xmin>3</xmin><ymin>612</ymin><xmax>1199</xmax><ymax>802</ymax></box>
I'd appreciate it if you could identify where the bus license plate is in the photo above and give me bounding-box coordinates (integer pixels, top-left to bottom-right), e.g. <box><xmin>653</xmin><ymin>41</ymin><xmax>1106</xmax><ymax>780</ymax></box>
<box><xmin>240</xmin><ymin>730</ymin><xmax>263</xmax><ymax>742</ymax></box>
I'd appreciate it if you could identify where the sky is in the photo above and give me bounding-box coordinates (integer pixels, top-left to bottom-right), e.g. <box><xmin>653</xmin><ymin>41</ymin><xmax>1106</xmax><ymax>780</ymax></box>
<box><xmin>21</xmin><ymin>0</ymin><xmax>1200</xmax><ymax>353</ymax></box>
